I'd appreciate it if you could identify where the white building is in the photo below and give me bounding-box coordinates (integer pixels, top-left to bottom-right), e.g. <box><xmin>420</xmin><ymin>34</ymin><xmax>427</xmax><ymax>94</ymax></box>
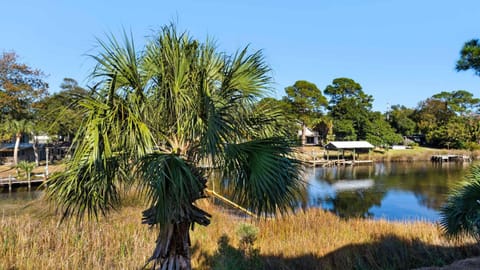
<box><xmin>298</xmin><ymin>127</ymin><xmax>320</xmax><ymax>145</ymax></box>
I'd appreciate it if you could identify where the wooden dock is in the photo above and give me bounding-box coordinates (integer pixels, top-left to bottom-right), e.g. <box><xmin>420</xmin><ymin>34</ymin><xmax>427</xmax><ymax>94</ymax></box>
<box><xmin>303</xmin><ymin>159</ymin><xmax>373</xmax><ymax>167</ymax></box>
<box><xmin>431</xmin><ymin>154</ymin><xmax>471</xmax><ymax>163</ymax></box>
<box><xmin>0</xmin><ymin>174</ymin><xmax>45</xmax><ymax>191</ymax></box>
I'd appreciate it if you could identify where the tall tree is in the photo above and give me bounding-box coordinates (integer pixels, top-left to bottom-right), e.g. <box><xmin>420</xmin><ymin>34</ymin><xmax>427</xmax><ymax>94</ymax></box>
<box><xmin>36</xmin><ymin>78</ymin><xmax>88</xmax><ymax>141</ymax></box>
<box><xmin>432</xmin><ymin>90</ymin><xmax>479</xmax><ymax>115</ymax></box>
<box><xmin>388</xmin><ymin>105</ymin><xmax>416</xmax><ymax>136</ymax></box>
<box><xmin>46</xmin><ymin>25</ymin><xmax>303</xmax><ymax>270</ymax></box>
<box><xmin>284</xmin><ymin>80</ymin><xmax>327</xmax><ymax>144</ymax></box>
<box><xmin>0</xmin><ymin>51</ymin><xmax>48</xmax><ymax>122</ymax></box>
<box><xmin>324</xmin><ymin>78</ymin><xmax>374</xmax><ymax>141</ymax></box>
<box><xmin>0</xmin><ymin>51</ymin><xmax>48</xmax><ymax>165</ymax></box>
<box><xmin>365</xmin><ymin>112</ymin><xmax>403</xmax><ymax>147</ymax></box>
<box><xmin>413</xmin><ymin>98</ymin><xmax>455</xmax><ymax>136</ymax></box>
<box><xmin>456</xmin><ymin>39</ymin><xmax>480</xmax><ymax>76</ymax></box>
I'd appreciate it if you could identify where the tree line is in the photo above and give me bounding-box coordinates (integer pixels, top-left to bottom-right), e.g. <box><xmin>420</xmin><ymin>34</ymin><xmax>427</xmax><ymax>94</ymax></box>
<box><xmin>261</xmin><ymin>37</ymin><xmax>480</xmax><ymax>149</ymax></box>
<box><xmin>0</xmin><ymin>52</ymin><xmax>88</xmax><ymax>164</ymax></box>
<box><xmin>265</xmin><ymin>76</ymin><xmax>480</xmax><ymax>149</ymax></box>
<box><xmin>3</xmin><ymin>38</ymin><xmax>480</xmax><ymax>153</ymax></box>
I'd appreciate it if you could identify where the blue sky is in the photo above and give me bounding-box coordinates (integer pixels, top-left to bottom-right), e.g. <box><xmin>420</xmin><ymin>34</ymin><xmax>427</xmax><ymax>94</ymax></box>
<box><xmin>2</xmin><ymin>0</ymin><xmax>480</xmax><ymax>111</ymax></box>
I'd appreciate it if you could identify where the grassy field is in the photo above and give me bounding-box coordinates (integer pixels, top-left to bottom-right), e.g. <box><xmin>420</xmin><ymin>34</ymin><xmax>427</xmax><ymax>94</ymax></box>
<box><xmin>1</xmin><ymin>197</ymin><xmax>480</xmax><ymax>270</ymax></box>
<box><xmin>1</xmin><ymin>149</ymin><xmax>479</xmax><ymax>269</ymax></box>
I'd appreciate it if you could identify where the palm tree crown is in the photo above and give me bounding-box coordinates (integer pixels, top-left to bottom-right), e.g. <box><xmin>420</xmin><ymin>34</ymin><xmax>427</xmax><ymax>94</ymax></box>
<box><xmin>46</xmin><ymin>24</ymin><xmax>303</xmax><ymax>269</ymax></box>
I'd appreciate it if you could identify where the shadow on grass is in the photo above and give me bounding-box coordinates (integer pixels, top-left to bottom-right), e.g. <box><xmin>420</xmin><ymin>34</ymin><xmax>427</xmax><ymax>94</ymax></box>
<box><xmin>194</xmin><ymin>234</ymin><xmax>480</xmax><ymax>270</ymax></box>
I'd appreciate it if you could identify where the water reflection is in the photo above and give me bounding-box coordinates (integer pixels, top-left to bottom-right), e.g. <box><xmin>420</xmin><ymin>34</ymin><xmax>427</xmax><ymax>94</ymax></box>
<box><xmin>305</xmin><ymin>161</ymin><xmax>470</xmax><ymax>222</ymax></box>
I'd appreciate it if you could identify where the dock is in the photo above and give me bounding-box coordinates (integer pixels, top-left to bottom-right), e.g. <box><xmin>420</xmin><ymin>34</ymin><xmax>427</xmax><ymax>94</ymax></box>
<box><xmin>302</xmin><ymin>158</ymin><xmax>373</xmax><ymax>167</ymax></box>
<box><xmin>431</xmin><ymin>154</ymin><xmax>471</xmax><ymax>163</ymax></box>
<box><xmin>0</xmin><ymin>174</ymin><xmax>45</xmax><ymax>191</ymax></box>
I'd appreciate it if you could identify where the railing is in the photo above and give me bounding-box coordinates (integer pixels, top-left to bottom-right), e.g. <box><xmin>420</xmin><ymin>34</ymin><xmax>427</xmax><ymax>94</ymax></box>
<box><xmin>0</xmin><ymin>174</ymin><xmax>45</xmax><ymax>192</ymax></box>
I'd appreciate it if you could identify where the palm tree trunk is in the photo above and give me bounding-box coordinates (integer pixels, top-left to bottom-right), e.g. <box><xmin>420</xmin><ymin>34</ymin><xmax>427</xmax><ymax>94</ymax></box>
<box><xmin>149</xmin><ymin>222</ymin><xmax>192</xmax><ymax>270</ymax></box>
<box><xmin>32</xmin><ymin>137</ymin><xmax>39</xmax><ymax>166</ymax></box>
<box><xmin>13</xmin><ymin>132</ymin><xmax>21</xmax><ymax>166</ymax></box>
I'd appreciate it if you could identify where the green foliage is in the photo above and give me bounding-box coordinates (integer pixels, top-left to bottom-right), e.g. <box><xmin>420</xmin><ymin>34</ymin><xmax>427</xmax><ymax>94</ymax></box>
<box><xmin>324</xmin><ymin>77</ymin><xmax>371</xmax><ymax>107</ymax></box>
<box><xmin>412</xmin><ymin>90</ymin><xmax>480</xmax><ymax>148</ymax></box>
<box><xmin>365</xmin><ymin>112</ymin><xmax>403</xmax><ymax>146</ymax></box>
<box><xmin>236</xmin><ymin>223</ymin><xmax>260</xmax><ymax>258</ymax></box>
<box><xmin>211</xmin><ymin>234</ymin><xmax>263</xmax><ymax>270</ymax></box>
<box><xmin>211</xmin><ymin>224</ymin><xmax>261</xmax><ymax>270</ymax></box>
<box><xmin>456</xmin><ymin>39</ymin><xmax>480</xmax><ymax>76</ymax></box>
<box><xmin>222</xmin><ymin>138</ymin><xmax>304</xmax><ymax>217</ymax></box>
<box><xmin>440</xmin><ymin>164</ymin><xmax>480</xmax><ymax>240</ymax></box>
<box><xmin>137</xmin><ymin>153</ymin><xmax>208</xmax><ymax>226</ymax></box>
<box><xmin>284</xmin><ymin>80</ymin><xmax>328</xmax><ymax>143</ymax></box>
<box><xmin>324</xmin><ymin>77</ymin><xmax>401</xmax><ymax>145</ymax></box>
<box><xmin>332</xmin><ymin>119</ymin><xmax>357</xmax><ymax>141</ymax></box>
<box><xmin>426</xmin><ymin>118</ymin><xmax>471</xmax><ymax>149</ymax></box>
<box><xmin>16</xmin><ymin>160</ymin><xmax>36</xmax><ymax>180</ymax></box>
<box><xmin>432</xmin><ymin>90</ymin><xmax>479</xmax><ymax>115</ymax></box>
<box><xmin>35</xmin><ymin>78</ymin><xmax>88</xmax><ymax>140</ymax></box>
<box><xmin>388</xmin><ymin>105</ymin><xmax>416</xmax><ymax>136</ymax></box>
<box><xmin>45</xmin><ymin>24</ymin><xmax>303</xmax><ymax>269</ymax></box>
<box><xmin>284</xmin><ymin>80</ymin><xmax>327</xmax><ymax>125</ymax></box>
<box><xmin>250</xmin><ymin>98</ymin><xmax>297</xmax><ymax>139</ymax></box>
<box><xmin>0</xmin><ymin>51</ymin><xmax>48</xmax><ymax>122</ymax></box>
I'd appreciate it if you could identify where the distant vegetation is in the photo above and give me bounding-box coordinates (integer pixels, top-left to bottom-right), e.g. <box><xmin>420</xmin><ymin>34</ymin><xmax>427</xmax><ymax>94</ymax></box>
<box><xmin>270</xmin><ymin>77</ymin><xmax>480</xmax><ymax>149</ymax></box>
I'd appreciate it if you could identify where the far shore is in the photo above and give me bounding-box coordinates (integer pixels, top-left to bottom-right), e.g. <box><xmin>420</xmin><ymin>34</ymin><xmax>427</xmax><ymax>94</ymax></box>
<box><xmin>297</xmin><ymin>145</ymin><xmax>480</xmax><ymax>162</ymax></box>
<box><xmin>1</xmin><ymin>146</ymin><xmax>478</xmax><ymax>179</ymax></box>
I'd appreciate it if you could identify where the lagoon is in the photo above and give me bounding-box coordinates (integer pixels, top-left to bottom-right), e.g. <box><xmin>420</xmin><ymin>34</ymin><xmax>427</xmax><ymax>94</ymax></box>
<box><xmin>305</xmin><ymin>161</ymin><xmax>471</xmax><ymax>222</ymax></box>
<box><xmin>0</xmin><ymin>161</ymin><xmax>472</xmax><ymax>223</ymax></box>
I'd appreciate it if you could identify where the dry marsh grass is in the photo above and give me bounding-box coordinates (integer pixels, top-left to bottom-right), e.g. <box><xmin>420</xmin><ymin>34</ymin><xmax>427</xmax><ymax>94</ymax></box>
<box><xmin>1</xmin><ymin>198</ymin><xmax>480</xmax><ymax>270</ymax></box>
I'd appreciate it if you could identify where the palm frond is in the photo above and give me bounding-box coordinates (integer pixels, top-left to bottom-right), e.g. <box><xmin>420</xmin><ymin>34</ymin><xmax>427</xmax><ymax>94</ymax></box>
<box><xmin>137</xmin><ymin>153</ymin><xmax>211</xmax><ymax>226</ymax></box>
<box><xmin>220</xmin><ymin>47</ymin><xmax>272</xmax><ymax>98</ymax></box>
<box><xmin>440</xmin><ymin>164</ymin><xmax>480</xmax><ymax>239</ymax></box>
<box><xmin>46</xmin><ymin>155</ymin><xmax>125</xmax><ymax>222</ymax></box>
<box><xmin>90</xmin><ymin>30</ymin><xmax>146</xmax><ymax>99</ymax></box>
<box><xmin>45</xmin><ymin>90</ymin><xmax>154</xmax><ymax>221</ymax></box>
<box><xmin>221</xmin><ymin>138</ymin><xmax>304</xmax><ymax>217</ymax></box>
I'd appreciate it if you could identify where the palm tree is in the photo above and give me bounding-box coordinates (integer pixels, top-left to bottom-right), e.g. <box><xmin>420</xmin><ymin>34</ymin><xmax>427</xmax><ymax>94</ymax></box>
<box><xmin>45</xmin><ymin>25</ymin><xmax>303</xmax><ymax>269</ymax></box>
<box><xmin>16</xmin><ymin>160</ymin><xmax>36</xmax><ymax>181</ymax></box>
<box><xmin>440</xmin><ymin>164</ymin><xmax>480</xmax><ymax>240</ymax></box>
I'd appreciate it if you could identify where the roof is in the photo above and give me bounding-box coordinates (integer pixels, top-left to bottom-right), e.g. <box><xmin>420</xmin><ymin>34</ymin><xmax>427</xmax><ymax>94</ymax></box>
<box><xmin>297</xmin><ymin>127</ymin><xmax>319</xmax><ymax>137</ymax></box>
<box><xmin>0</xmin><ymin>143</ymin><xmax>34</xmax><ymax>152</ymax></box>
<box><xmin>325</xmin><ymin>141</ymin><xmax>374</xmax><ymax>150</ymax></box>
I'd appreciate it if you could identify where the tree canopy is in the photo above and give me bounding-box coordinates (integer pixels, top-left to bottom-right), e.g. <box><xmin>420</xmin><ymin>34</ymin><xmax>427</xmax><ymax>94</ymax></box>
<box><xmin>284</xmin><ymin>80</ymin><xmax>327</xmax><ymax>124</ymax></box>
<box><xmin>0</xmin><ymin>51</ymin><xmax>48</xmax><ymax>122</ymax></box>
<box><xmin>324</xmin><ymin>78</ymin><xmax>376</xmax><ymax>141</ymax></box>
<box><xmin>456</xmin><ymin>39</ymin><xmax>480</xmax><ymax>76</ymax></box>
<box><xmin>36</xmin><ymin>78</ymin><xmax>88</xmax><ymax>141</ymax></box>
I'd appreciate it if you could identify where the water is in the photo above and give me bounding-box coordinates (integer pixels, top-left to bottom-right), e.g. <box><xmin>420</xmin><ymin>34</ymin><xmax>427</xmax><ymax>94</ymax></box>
<box><xmin>0</xmin><ymin>161</ymin><xmax>472</xmax><ymax>222</ymax></box>
<box><xmin>305</xmin><ymin>161</ymin><xmax>472</xmax><ymax>222</ymax></box>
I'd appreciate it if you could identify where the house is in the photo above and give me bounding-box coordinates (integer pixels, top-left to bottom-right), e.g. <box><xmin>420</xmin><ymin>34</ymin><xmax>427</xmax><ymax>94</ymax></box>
<box><xmin>0</xmin><ymin>134</ymin><xmax>50</xmax><ymax>165</ymax></box>
<box><xmin>0</xmin><ymin>143</ymin><xmax>35</xmax><ymax>164</ymax></box>
<box><xmin>298</xmin><ymin>127</ymin><xmax>320</xmax><ymax>145</ymax></box>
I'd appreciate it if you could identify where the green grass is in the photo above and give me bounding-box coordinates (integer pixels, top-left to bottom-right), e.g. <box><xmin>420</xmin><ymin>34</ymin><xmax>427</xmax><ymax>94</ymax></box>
<box><xmin>1</xmin><ymin>198</ymin><xmax>480</xmax><ymax>269</ymax></box>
